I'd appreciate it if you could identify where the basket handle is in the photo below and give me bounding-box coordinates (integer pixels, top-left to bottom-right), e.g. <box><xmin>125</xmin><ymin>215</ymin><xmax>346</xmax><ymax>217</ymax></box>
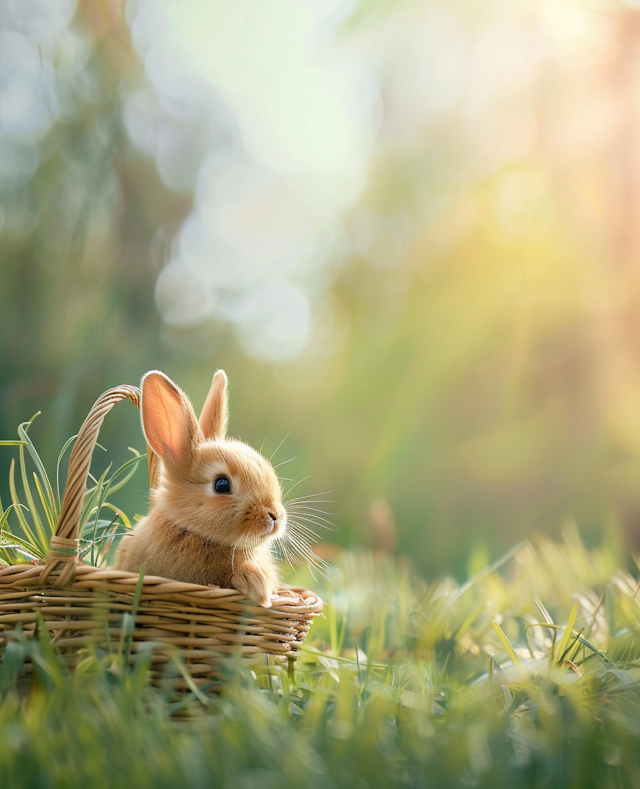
<box><xmin>41</xmin><ymin>385</ymin><xmax>158</xmax><ymax>586</ymax></box>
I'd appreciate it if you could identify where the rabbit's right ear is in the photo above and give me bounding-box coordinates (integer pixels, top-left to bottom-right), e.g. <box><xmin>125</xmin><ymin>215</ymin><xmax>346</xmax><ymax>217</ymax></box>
<box><xmin>141</xmin><ymin>371</ymin><xmax>198</xmax><ymax>469</ymax></box>
<box><xmin>199</xmin><ymin>369</ymin><xmax>228</xmax><ymax>440</ymax></box>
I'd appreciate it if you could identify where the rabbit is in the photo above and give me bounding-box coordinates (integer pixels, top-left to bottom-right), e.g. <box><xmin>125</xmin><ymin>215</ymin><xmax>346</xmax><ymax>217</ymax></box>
<box><xmin>114</xmin><ymin>369</ymin><xmax>286</xmax><ymax>607</ymax></box>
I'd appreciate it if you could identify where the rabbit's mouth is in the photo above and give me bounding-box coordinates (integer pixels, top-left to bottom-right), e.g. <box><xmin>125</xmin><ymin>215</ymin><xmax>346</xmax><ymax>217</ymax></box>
<box><xmin>252</xmin><ymin>510</ymin><xmax>285</xmax><ymax>540</ymax></box>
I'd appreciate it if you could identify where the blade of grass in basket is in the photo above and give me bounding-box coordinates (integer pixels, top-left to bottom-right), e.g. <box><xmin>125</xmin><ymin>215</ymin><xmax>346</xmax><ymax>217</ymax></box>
<box><xmin>0</xmin><ymin>503</ymin><xmax>43</xmax><ymax>562</ymax></box>
<box><xmin>55</xmin><ymin>433</ymin><xmax>77</xmax><ymax>510</ymax></box>
<box><xmin>18</xmin><ymin>415</ymin><xmax>57</xmax><ymax>524</ymax></box>
<box><xmin>80</xmin><ymin>514</ymin><xmax>120</xmax><ymax>564</ymax></box>
<box><xmin>8</xmin><ymin>459</ymin><xmax>42</xmax><ymax>558</ymax></box>
<box><xmin>86</xmin><ymin>452</ymin><xmax>141</xmax><ymax>565</ymax></box>
<box><xmin>555</xmin><ymin>602</ymin><xmax>579</xmax><ymax>665</ymax></box>
<box><xmin>18</xmin><ymin>442</ymin><xmax>48</xmax><ymax>554</ymax></box>
<box><xmin>99</xmin><ymin>503</ymin><xmax>131</xmax><ymax>530</ymax></box>
<box><xmin>0</xmin><ymin>503</ymin><xmax>33</xmax><ymax>563</ymax></box>
<box><xmin>32</xmin><ymin>473</ymin><xmax>56</xmax><ymax>534</ymax></box>
<box><xmin>104</xmin><ymin>449</ymin><xmax>144</xmax><ymax>495</ymax></box>
<box><xmin>78</xmin><ymin>464</ymin><xmax>112</xmax><ymax>535</ymax></box>
<box><xmin>0</xmin><ymin>543</ymin><xmax>41</xmax><ymax>562</ymax></box>
<box><xmin>88</xmin><ymin>509</ymin><xmax>127</xmax><ymax>566</ymax></box>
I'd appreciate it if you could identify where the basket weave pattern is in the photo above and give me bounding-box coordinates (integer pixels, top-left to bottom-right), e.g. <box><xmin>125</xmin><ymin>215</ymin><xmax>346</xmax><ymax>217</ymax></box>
<box><xmin>0</xmin><ymin>386</ymin><xmax>323</xmax><ymax>684</ymax></box>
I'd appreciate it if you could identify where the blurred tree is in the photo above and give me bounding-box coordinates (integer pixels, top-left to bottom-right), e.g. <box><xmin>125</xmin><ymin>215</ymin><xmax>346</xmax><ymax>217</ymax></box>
<box><xmin>0</xmin><ymin>1</ymin><xmax>189</xmax><ymax>501</ymax></box>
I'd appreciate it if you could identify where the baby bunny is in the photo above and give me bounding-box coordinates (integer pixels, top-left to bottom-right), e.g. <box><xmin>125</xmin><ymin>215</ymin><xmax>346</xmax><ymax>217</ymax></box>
<box><xmin>114</xmin><ymin>370</ymin><xmax>286</xmax><ymax>607</ymax></box>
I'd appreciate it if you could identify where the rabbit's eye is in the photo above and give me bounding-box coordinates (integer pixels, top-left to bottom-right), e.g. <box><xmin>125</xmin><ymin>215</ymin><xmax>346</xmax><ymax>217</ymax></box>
<box><xmin>214</xmin><ymin>476</ymin><xmax>232</xmax><ymax>494</ymax></box>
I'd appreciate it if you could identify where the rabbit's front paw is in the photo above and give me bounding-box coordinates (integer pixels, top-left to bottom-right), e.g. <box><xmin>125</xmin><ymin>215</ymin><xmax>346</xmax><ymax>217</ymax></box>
<box><xmin>232</xmin><ymin>565</ymin><xmax>274</xmax><ymax>607</ymax></box>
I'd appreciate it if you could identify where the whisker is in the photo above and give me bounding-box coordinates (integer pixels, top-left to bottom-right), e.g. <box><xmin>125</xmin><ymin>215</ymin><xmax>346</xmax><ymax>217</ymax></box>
<box><xmin>283</xmin><ymin>476</ymin><xmax>312</xmax><ymax>498</ymax></box>
<box><xmin>285</xmin><ymin>505</ymin><xmax>337</xmax><ymax>516</ymax></box>
<box><xmin>286</xmin><ymin>534</ymin><xmax>325</xmax><ymax>563</ymax></box>
<box><xmin>288</xmin><ymin>532</ymin><xmax>322</xmax><ymax>561</ymax></box>
<box><xmin>286</xmin><ymin>509</ymin><xmax>336</xmax><ymax>530</ymax></box>
<box><xmin>286</xmin><ymin>515</ymin><xmax>322</xmax><ymax>534</ymax></box>
<box><xmin>275</xmin><ymin>537</ymin><xmax>301</xmax><ymax>568</ymax></box>
<box><xmin>284</xmin><ymin>535</ymin><xmax>330</xmax><ymax>580</ymax></box>
<box><xmin>284</xmin><ymin>489</ymin><xmax>339</xmax><ymax>503</ymax></box>
<box><xmin>284</xmin><ymin>501</ymin><xmax>336</xmax><ymax>509</ymax></box>
<box><xmin>285</xmin><ymin>509</ymin><xmax>337</xmax><ymax>530</ymax></box>
<box><xmin>283</xmin><ymin>541</ymin><xmax>299</xmax><ymax>568</ymax></box>
<box><xmin>284</xmin><ymin>527</ymin><xmax>322</xmax><ymax>553</ymax></box>
<box><xmin>268</xmin><ymin>431</ymin><xmax>292</xmax><ymax>463</ymax></box>
<box><xmin>294</xmin><ymin>519</ymin><xmax>337</xmax><ymax>534</ymax></box>
<box><xmin>273</xmin><ymin>456</ymin><xmax>296</xmax><ymax>470</ymax></box>
<box><xmin>287</xmin><ymin>521</ymin><xmax>322</xmax><ymax>543</ymax></box>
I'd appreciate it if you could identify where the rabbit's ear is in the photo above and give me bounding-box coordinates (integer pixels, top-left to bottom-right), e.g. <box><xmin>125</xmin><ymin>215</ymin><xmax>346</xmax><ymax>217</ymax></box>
<box><xmin>199</xmin><ymin>369</ymin><xmax>229</xmax><ymax>440</ymax></box>
<box><xmin>141</xmin><ymin>371</ymin><xmax>198</xmax><ymax>467</ymax></box>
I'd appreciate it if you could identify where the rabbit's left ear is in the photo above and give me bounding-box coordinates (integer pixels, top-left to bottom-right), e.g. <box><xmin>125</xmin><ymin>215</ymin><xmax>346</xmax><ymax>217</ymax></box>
<box><xmin>199</xmin><ymin>369</ymin><xmax>228</xmax><ymax>440</ymax></box>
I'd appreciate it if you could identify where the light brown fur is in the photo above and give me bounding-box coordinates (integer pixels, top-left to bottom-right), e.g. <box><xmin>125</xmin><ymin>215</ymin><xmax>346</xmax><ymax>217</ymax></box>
<box><xmin>114</xmin><ymin>370</ymin><xmax>284</xmax><ymax>607</ymax></box>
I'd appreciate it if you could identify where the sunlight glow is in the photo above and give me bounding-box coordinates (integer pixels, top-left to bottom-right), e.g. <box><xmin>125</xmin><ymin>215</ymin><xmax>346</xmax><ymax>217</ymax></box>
<box><xmin>128</xmin><ymin>0</ymin><xmax>373</xmax><ymax>361</ymax></box>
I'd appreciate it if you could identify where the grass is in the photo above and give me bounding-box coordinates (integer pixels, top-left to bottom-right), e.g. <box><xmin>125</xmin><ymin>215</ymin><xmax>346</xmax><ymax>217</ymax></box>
<box><xmin>2</xmin><ymin>429</ymin><xmax>640</xmax><ymax>787</ymax></box>
<box><xmin>0</xmin><ymin>412</ymin><xmax>142</xmax><ymax>567</ymax></box>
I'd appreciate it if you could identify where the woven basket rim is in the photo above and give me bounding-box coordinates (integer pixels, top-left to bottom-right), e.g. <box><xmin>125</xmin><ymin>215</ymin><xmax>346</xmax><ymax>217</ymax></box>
<box><xmin>0</xmin><ymin>561</ymin><xmax>324</xmax><ymax>614</ymax></box>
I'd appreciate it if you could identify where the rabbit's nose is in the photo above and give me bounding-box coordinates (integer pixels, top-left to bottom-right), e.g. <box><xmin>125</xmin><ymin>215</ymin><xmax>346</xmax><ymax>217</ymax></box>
<box><xmin>267</xmin><ymin>512</ymin><xmax>278</xmax><ymax>533</ymax></box>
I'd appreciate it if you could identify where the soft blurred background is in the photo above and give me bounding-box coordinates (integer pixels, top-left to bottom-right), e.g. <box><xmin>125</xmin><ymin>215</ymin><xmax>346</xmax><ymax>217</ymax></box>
<box><xmin>1</xmin><ymin>0</ymin><xmax>640</xmax><ymax>579</ymax></box>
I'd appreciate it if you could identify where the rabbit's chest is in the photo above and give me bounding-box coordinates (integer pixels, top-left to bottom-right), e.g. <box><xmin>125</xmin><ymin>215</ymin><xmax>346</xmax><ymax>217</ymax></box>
<box><xmin>158</xmin><ymin>526</ymin><xmax>236</xmax><ymax>587</ymax></box>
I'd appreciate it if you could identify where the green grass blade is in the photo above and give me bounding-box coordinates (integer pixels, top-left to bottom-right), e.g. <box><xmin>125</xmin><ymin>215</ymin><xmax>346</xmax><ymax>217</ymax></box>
<box><xmin>0</xmin><ymin>502</ymin><xmax>43</xmax><ymax>562</ymax></box>
<box><xmin>0</xmin><ymin>535</ymin><xmax>43</xmax><ymax>561</ymax></box>
<box><xmin>525</xmin><ymin>622</ymin><xmax>614</xmax><ymax>665</ymax></box>
<box><xmin>556</xmin><ymin>602</ymin><xmax>579</xmax><ymax>665</ymax></box>
<box><xmin>104</xmin><ymin>449</ymin><xmax>144</xmax><ymax>495</ymax></box>
<box><xmin>0</xmin><ymin>502</ymin><xmax>26</xmax><ymax>532</ymax></box>
<box><xmin>55</xmin><ymin>434</ymin><xmax>77</xmax><ymax>510</ymax></box>
<box><xmin>122</xmin><ymin>566</ymin><xmax>146</xmax><ymax>666</ymax></box>
<box><xmin>453</xmin><ymin>542</ymin><xmax>525</xmax><ymax>601</ymax></box>
<box><xmin>32</xmin><ymin>473</ymin><xmax>56</xmax><ymax>534</ymax></box>
<box><xmin>78</xmin><ymin>465</ymin><xmax>112</xmax><ymax>534</ymax></box>
<box><xmin>491</xmin><ymin>620</ymin><xmax>527</xmax><ymax>678</ymax></box>
<box><xmin>99</xmin><ymin>503</ymin><xmax>131</xmax><ymax>530</ymax></box>
<box><xmin>8</xmin><ymin>459</ymin><xmax>40</xmax><ymax>554</ymax></box>
<box><xmin>535</xmin><ymin>597</ymin><xmax>554</xmax><ymax>625</ymax></box>
<box><xmin>86</xmin><ymin>463</ymin><xmax>119</xmax><ymax>565</ymax></box>
<box><xmin>18</xmin><ymin>416</ymin><xmax>57</xmax><ymax>523</ymax></box>
<box><xmin>170</xmin><ymin>653</ymin><xmax>211</xmax><ymax>706</ymax></box>
<box><xmin>18</xmin><ymin>444</ymin><xmax>47</xmax><ymax>554</ymax></box>
<box><xmin>454</xmin><ymin>605</ymin><xmax>483</xmax><ymax>640</ymax></box>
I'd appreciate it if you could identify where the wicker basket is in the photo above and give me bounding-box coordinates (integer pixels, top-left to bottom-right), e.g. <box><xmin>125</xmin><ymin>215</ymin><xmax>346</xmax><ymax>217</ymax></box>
<box><xmin>0</xmin><ymin>386</ymin><xmax>323</xmax><ymax>688</ymax></box>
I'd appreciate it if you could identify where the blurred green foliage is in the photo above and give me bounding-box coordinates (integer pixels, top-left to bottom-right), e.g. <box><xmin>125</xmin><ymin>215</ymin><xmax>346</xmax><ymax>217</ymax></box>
<box><xmin>3</xmin><ymin>0</ymin><xmax>640</xmax><ymax>579</ymax></box>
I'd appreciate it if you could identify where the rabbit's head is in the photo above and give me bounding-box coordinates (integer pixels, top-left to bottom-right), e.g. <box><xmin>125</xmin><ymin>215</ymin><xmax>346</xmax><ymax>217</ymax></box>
<box><xmin>141</xmin><ymin>370</ymin><xmax>286</xmax><ymax>549</ymax></box>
